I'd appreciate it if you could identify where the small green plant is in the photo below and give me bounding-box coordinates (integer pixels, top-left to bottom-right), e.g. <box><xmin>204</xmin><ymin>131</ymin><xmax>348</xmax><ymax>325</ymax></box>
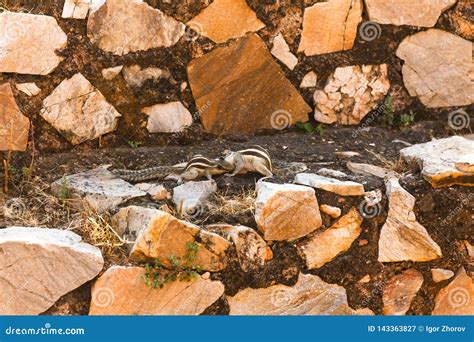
<box><xmin>400</xmin><ymin>111</ymin><xmax>416</xmax><ymax>130</ymax></box>
<box><xmin>58</xmin><ymin>177</ymin><xmax>69</xmax><ymax>200</ymax></box>
<box><xmin>22</xmin><ymin>167</ymin><xmax>31</xmax><ymax>179</ymax></box>
<box><xmin>127</xmin><ymin>140</ymin><xmax>142</xmax><ymax>148</ymax></box>
<box><xmin>142</xmin><ymin>242</ymin><xmax>202</xmax><ymax>289</ymax></box>
<box><xmin>296</xmin><ymin>122</ymin><xmax>325</xmax><ymax>137</ymax></box>
<box><xmin>381</xmin><ymin>95</ymin><xmax>395</xmax><ymax>128</ymax></box>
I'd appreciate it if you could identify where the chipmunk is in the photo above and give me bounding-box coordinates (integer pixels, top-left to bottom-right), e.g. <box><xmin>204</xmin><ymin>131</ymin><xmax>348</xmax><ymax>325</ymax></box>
<box><xmin>112</xmin><ymin>155</ymin><xmax>233</xmax><ymax>184</ymax></box>
<box><xmin>221</xmin><ymin>145</ymin><xmax>308</xmax><ymax>178</ymax></box>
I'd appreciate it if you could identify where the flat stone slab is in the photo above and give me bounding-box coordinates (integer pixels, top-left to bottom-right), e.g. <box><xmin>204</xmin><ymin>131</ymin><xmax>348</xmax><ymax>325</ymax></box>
<box><xmin>15</xmin><ymin>82</ymin><xmax>41</xmax><ymax>96</ymax></box>
<box><xmin>0</xmin><ymin>83</ymin><xmax>30</xmax><ymax>151</ymax></box>
<box><xmin>383</xmin><ymin>269</ymin><xmax>424</xmax><ymax>315</ymax></box>
<box><xmin>400</xmin><ymin>136</ymin><xmax>474</xmax><ymax>188</ymax></box>
<box><xmin>40</xmin><ymin>73</ymin><xmax>121</xmax><ymax>145</ymax></box>
<box><xmin>0</xmin><ymin>12</ymin><xmax>67</xmax><ymax>75</ymax></box>
<box><xmin>228</xmin><ymin>273</ymin><xmax>371</xmax><ymax>315</ymax></box>
<box><xmin>89</xmin><ymin>266</ymin><xmax>224</xmax><ymax>315</ymax></box>
<box><xmin>87</xmin><ymin>0</ymin><xmax>185</xmax><ymax>55</ymax></box>
<box><xmin>294</xmin><ymin>173</ymin><xmax>365</xmax><ymax>196</ymax></box>
<box><xmin>396</xmin><ymin>29</ymin><xmax>473</xmax><ymax>108</ymax></box>
<box><xmin>298</xmin><ymin>0</ymin><xmax>362</xmax><ymax>56</ymax></box>
<box><xmin>366</xmin><ymin>0</ymin><xmax>456</xmax><ymax>27</ymax></box>
<box><xmin>187</xmin><ymin>34</ymin><xmax>311</xmax><ymax>135</ymax></box>
<box><xmin>51</xmin><ymin>167</ymin><xmax>146</xmax><ymax>211</ymax></box>
<box><xmin>0</xmin><ymin>227</ymin><xmax>103</xmax><ymax>315</ymax></box>
<box><xmin>187</xmin><ymin>0</ymin><xmax>265</xmax><ymax>43</ymax></box>
<box><xmin>255</xmin><ymin>182</ymin><xmax>322</xmax><ymax>241</ymax></box>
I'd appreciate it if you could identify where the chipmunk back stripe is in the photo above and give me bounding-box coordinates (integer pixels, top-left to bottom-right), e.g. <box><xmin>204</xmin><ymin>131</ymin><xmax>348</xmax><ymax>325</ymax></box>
<box><xmin>184</xmin><ymin>156</ymin><xmax>219</xmax><ymax>171</ymax></box>
<box><xmin>238</xmin><ymin>147</ymin><xmax>272</xmax><ymax>170</ymax></box>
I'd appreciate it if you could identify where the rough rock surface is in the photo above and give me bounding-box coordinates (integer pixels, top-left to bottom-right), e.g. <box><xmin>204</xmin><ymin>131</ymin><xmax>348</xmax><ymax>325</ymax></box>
<box><xmin>295</xmin><ymin>173</ymin><xmax>365</xmax><ymax>196</ymax></box>
<box><xmin>228</xmin><ymin>273</ymin><xmax>370</xmax><ymax>315</ymax></box>
<box><xmin>15</xmin><ymin>82</ymin><xmax>41</xmax><ymax>96</ymax></box>
<box><xmin>0</xmin><ymin>83</ymin><xmax>30</xmax><ymax>151</ymax></box>
<box><xmin>142</xmin><ymin>101</ymin><xmax>193</xmax><ymax>133</ymax></box>
<box><xmin>396</xmin><ymin>29</ymin><xmax>473</xmax><ymax>108</ymax></box>
<box><xmin>314</xmin><ymin>64</ymin><xmax>390</xmax><ymax>124</ymax></box>
<box><xmin>297</xmin><ymin>208</ymin><xmax>362</xmax><ymax>269</ymax></box>
<box><xmin>0</xmin><ymin>227</ymin><xmax>103</xmax><ymax>315</ymax></box>
<box><xmin>87</xmin><ymin>0</ymin><xmax>185</xmax><ymax>55</ymax></box>
<box><xmin>51</xmin><ymin>167</ymin><xmax>146</xmax><ymax>211</ymax></box>
<box><xmin>209</xmin><ymin>224</ymin><xmax>273</xmax><ymax>272</ymax></box>
<box><xmin>365</xmin><ymin>0</ymin><xmax>456</xmax><ymax>27</ymax></box>
<box><xmin>113</xmin><ymin>206</ymin><xmax>230</xmax><ymax>271</ymax></box>
<box><xmin>122</xmin><ymin>65</ymin><xmax>167</xmax><ymax>87</ymax></box>
<box><xmin>300</xmin><ymin>71</ymin><xmax>318</xmax><ymax>88</ymax></box>
<box><xmin>255</xmin><ymin>182</ymin><xmax>322</xmax><ymax>241</ymax></box>
<box><xmin>0</xmin><ymin>12</ymin><xmax>67</xmax><ymax>75</ymax></box>
<box><xmin>271</xmin><ymin>33</ymin><xmax>298</xmax><ymax>70</ymax></box>
<box><xmin>62</xmin><ymin>0</ymin><xmax>104</xmax><ymax>19</ymax></box>
<box><xmin>90</xmin><ymin>266</ymin><xmax>224</xmax><ymax>315</ymax></box>
<box><xmin>431</xmin><ymin>269</ymin><xmax>455</xmax><ymax>283</ymax></box>
<box><xmin>187</xmin><ymin>0</ymin><xmax>265</xmax><ymax>44</ymax></box>
<box><xmin>172</xmin><ymin>180</ymin><xmax>217</xmax><ymax>216</ymax></box>
<box><xmin>319</xmin><ymin>204</ymin><xmax>342</xmax><ymax>218</ymax></box>
<box><xmin>40</xmin><ymin>73</ymin><xmax>121</xmax><ymax>145</ymax></box>
<box><xmin>187</xmin><ymin>34</ymin><xmax>311</xmax><ymax>135</ymax></box>
<box><xmin>432</xmin><ymin>268</ymin><xmax>474</xmax><ymax>315</ymax></box>
<box><xmin>298</xmin><ymin>0</ymin><xmax>362</xmax><ymax>56</ymax></box>
<box><xmin>400</xmin><ymin>137</ymin><xmax>474</xmax><ymax>188</ymax></box>
<box><xmin>382</xmin><ymin>269</ymin><xmax>424</xmax><ymax>315</ymax></box>
<box><xmin>378</xmin><ymin>179</ymin><xmax>442</xmax><ymax>262</ymax></box>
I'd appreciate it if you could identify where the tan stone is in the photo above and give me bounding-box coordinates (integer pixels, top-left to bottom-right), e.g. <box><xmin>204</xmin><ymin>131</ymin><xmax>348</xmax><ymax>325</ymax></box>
<box><xmin>297</xmin><ymin>208</ymin><xmax>362</xmax><ymax>269</ymax></box>
<box><xmin>300</xmin><ymin>71</ymin><xmax>318</xmax><ymax>88</ymax></box>
<box><xmin>142</xmin><ymin>101</ymin><xmax>193</xmax><ymax>133</ymax></box>
<box><xmin>134</xmin><ymin>183</ymin><xmax>170</xmax><ymax>201</ymax></box>
<box><xmin>298</xmin><ymin>0</ymin><xmax>362</xmax><ymax>56</ymax></box>
<box><xmin>113</xmin><ymin>206</ymin><xmax>230</xmax><ymax>271</ymax></box>
<box><xmin>228</xmin><ymin>273</ymin><xmax>369</xmax><ymax>315</ymax></box>
<box><xmin>87</xmin><ymin>0</ymin><xmax>185</xmax><ymax>55</ymax></box>
<box><xmin>294</xmin><ymin>173</ymin><xmax>365</xmax><ymax>196</ymax></box>
<box><xmin>378</xmin><ymin>179</ymin><xmax>442</xmax><ymax>262</ymax></box>
<box><xmin>396</xmin><ymin>29</ymin><xmax>473</xmax><ymax>108</ymax></box>
<box><xmin>40</xmin><ymin>73</ymin><xmax>121</xmax><ymax>145</ymax></box>
<box><xmin>366</xmin><ymin>0</ymin><xmax>456</xmax><ymax>27</ymax></box>
<box><xmin>383</xmin><ymin>269</ymin><xmax>424</xmax><ymax>315</ymax></box>
<box><xmin>90</xmin><ymin>266</ymin><xmax>224</xmax><ymax>315</ymax></box>
<box><xmin>400</xmin><ymin>136</ymin><xmax>474</xmax><ymax>188</ymax></box>
<box><xmin>0</xmin><ymin>83</ymin><xmax>30</xmax><ymax>151</ymax></box>
<box><xmin>15</xmin><ymin>82</ymin><xmax>41</xmax><ymax>96</ymax></box>
<box><xmin>101</xmin><ymin>65</ymin><xmax>123</xmax><ymax>80</ymax></box>
<box><xmin>431</xmin><ymin>269</ymin><xmax>455</xmax><ymax>283</ymax></box>
<box><xmin>187</xmin><ymin>0</ymin><xmax>265</xmax><ymax>44</ymax></box>
<box><xmin>187</xmin><ymin>34</ymin><xmax>311</xmax><ymax>135</ymax></box>
<box><xmin>319</xmin><ymin>204</ymin><xmax>342</xmax><ymax>218</ymax></box>
<box><xmin>346</xmin><ymin>162</ymin><xmax>398</xmax><ymax>179</ymax></box>
<box><xmin>314</xmin><ymin>64</ymin><xmax>390</xmax><ymax>125</ymax></box>
<box><xmin>255</xmin><ymin>182</ymin><xmax>322</xmax><ymax>241</ymax></box>
<box><xmin>271</xmin><ymin>33</ymin><xmax>298</xmax><ymax>70</ymax></box>
<box><xmin>432</xmin><ymin>268</ymin><xmax>474</xmax><ymax>315</ymax></box>
<box><xmin>0</xmin><ymin>12</ymin><xmax>67</xmax><ymax>75</ymax></box>
<box><xmin>0</xmin><ymin>227</ymin><xmax>103</xmax><ymax>315</ymax></box>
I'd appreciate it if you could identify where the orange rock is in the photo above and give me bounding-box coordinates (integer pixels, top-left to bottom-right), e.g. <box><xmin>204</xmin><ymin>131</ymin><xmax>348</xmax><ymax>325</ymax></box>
<box><xmin>432</xmin><ymin>268</ymin><xmax>474</xmax><ymax>315</ymax></box>
<box><xmin>298</xmin><ymin>0</ymin><xmax>362</xmax><ymax>56</ymax></box>
<box><xmin>187</xmin><ymin>34</ymin><xmax>310</xmax><ymax>135</ymax></box>
<box><xmin>383</xmin><ymin>269</ymin><xmax>424</xmax><ymax>315</ymax></box>
<box><xmin>187</xmin><ymin>0</ymin><xmax>265</xmax><ymax>43</ymax></box>
<box><xmin>0</xmin><ymin>83</ymin><xmax>30</xmax><ymax>151</ymax></box>
<box><xmin>90</xmin><ymin>266</ymin><xmax>224</xmax><ymax>315</ymax></box>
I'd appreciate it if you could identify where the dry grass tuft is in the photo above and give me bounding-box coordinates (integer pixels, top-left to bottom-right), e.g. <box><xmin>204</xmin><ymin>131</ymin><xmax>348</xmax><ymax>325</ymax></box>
<box><xmin>208</xmin><ymin>188</ymin><xmax>256</xmax><ymax>218</ymax></box>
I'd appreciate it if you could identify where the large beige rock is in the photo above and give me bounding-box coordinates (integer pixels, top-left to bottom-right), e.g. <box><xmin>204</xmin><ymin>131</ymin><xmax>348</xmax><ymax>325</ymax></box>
<box><xmin>0</xmin><ymin>83</ymin><xmax>30</xmax><ymax>151</ymax></box>
<box><xmin>40</xmin><ymin>73</ymin><xmax>121</xmax><ymax>145</ymax></box>
<box><xmin>0</xmin><ymin>12</ymin><xmax>67</xmax><ymax>75</ymax></box>
<box><xmin>400</xmin><ymin>137</ymin><xmax>474</xmax><ymax>188</ymax></box>
<box><xmin>378</xmin><ymin>179</ymin><xmax>442</xmax><ymax>262</ymax></box>
<box><xmin>366</xmin><ymin>0</ymin><xmax>456</xmax><ymax>27</ymax></box>
<box><xmin>396</xmin><ymin>29</ymin><xmax>473</xmax><ymax>108</ymax></box>
<box><xmin>187</xmin><ymin>34</ymin><xmax>311</xmax><ymax>135</ymax></box>
<box><xmin>187</xmin><ymin>0</ymin><xmax>265</xmax><ymax>43</ymax></box>
<box><xmin>90</xmin><ymin>266</ymin><xmax>224</xmax><ymax>315</ymax></box>
<box><xmin>228</xmin><ymin>273</ymin><xmax>370</xmax><ymax>315</ymax></box>
<box><xmin>255</xmin><ymin>182</ymin><xmax>322</xmax><ymax>241</ymax></box>
<box><xmin>113</xmin><ymin>206</ymin><xmax>230</xmax><ymax>271</ymax></box>
<box><xmin>314</xmin><ymin>64</ymin><xmax>390</xmax><ymax>125</ymax></box>
<box><xmin>297</xmin><ymin>208</ymin><xmax>362</xmax><ymax>269</ymax></box>
<box><xmin>295</xmin><ymin>173</ymin><xmax>365</xmax><ymax>196</ymax></box>
<box><xmin>87</xmin><ymin>0</ymin><xmax>185</xmax><ymax>55</ymax></box>
<box><xmin>432</xmin><ymin>268</ymin><xmax>474</xmax><ymax>315</ymax></box>
<box><xmin>142</xmin><ymin>101</ymin><xmax>193</xmax><ymax>133</ymax></box>
<box><xmin>383</xmin><ymin>269</ymin><xmax>424</xmax><ymax>315</ymax></box>
<box><xmin>0</xmin><ymin>227</ymin><xmax>103</xmax><ymax>315</ymax></box>
<box><xmin>298</xmin><ymin>0</ymin><xmax>362</xmax><ymax>56</ymax></box>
